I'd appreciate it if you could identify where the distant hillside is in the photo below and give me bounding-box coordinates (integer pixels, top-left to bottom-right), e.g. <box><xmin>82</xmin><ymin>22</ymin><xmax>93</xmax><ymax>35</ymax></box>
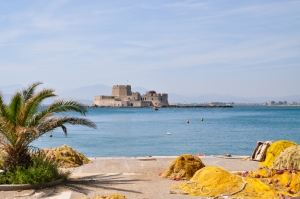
<box><xmin>168</xmin><ymin>93</ymin><xmax>300</xmax><ymax>104</ymax></box>
<box><xmin>1</xmin><ymin>83</ymin><xmax>299</xmax><ymax>105</ymax></box>
<box><xmin>59</xmin><ymin>84</ymin><xmax>111</xmax><ymax>99</ymax></box>
<box><xmin>57</xmin><ymin>85</ymin><xmax>150</xmax><ymax>104</ymax></box>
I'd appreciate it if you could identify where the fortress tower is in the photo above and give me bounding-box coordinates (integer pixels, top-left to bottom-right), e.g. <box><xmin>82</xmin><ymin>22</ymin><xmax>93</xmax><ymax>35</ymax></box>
<box><xmin>112</xmin><ymin>85</ymin><xmax>132</xmax><ymax>98</ymax></box>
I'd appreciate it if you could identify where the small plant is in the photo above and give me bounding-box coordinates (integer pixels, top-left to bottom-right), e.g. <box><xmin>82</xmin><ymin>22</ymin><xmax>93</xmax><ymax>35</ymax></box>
<box><xmin>0</xmin><ymin>154</ymin><xmax>70</xmax><ymax>185</ymax></box>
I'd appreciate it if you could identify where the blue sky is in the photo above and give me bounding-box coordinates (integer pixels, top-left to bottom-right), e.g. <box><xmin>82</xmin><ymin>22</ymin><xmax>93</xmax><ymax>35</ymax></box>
<box><xmin>0</xmin><ymin>0</ymin><xmax>299</xmax><ymax>97</ymax></box>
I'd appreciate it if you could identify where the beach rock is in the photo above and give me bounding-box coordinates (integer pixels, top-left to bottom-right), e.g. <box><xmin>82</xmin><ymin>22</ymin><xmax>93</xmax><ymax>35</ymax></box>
<box><xmin>161</xmin><ymin>154</ymin><xmax>205</xmax><ymax>180</ymax></box>
<box><xmin>43</xmin><ymin>144</ymin><xmax>92</xmax><ymax>168</ymax></box>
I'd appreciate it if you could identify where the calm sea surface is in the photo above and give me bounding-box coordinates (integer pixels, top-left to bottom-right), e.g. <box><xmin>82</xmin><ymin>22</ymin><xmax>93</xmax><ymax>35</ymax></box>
<box><xmin>32</xmin><ymin>106</ymin><xmax>300</xmax><ymax>157</ymax></box>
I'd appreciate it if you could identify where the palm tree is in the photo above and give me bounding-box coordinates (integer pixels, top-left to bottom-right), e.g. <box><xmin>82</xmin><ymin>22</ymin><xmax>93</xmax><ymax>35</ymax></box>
<box><xmin>0</xmin><ymin>82</ymin><xmax>97</xmax><ymax>170</ymax></box>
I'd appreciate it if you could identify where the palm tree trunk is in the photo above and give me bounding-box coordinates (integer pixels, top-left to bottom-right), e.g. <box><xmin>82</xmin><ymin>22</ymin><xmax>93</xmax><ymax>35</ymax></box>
<box><xmin>3</xmin><ymin>147</ymin><xmax>32</xmax><ymax>171</ymax></box>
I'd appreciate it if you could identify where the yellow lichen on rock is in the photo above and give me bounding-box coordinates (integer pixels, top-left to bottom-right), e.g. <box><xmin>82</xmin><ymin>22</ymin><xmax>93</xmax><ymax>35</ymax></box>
<box><xmin>259</xmin><ymin>140</ymin><xmax>297</xmax><ymax>168</ymax></box>
<box><xmin>43</xmin><ymin>144</ymin><xmax>92</xmax><ymax>168</ymax></box>
<box><xmin>273</xmin><ymin>145</ymin><xmax>300</xmax><ymax>170</ymax></box>
<box><xmin>161</xmin><ymin>154</ymin><xmax>205</xmax><ymax>180</ymax></box>
<box><xmin>173</xmin><ymin>166</ymin><xmax>280</xmax><ymax>199</ymax></box>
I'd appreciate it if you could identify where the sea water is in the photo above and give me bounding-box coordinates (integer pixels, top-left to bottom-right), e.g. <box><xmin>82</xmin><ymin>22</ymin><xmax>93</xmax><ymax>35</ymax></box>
<box><xmin>32</xmin><ymin>106</ymin><xmax>300</xmax><ymax>157</ymax></box>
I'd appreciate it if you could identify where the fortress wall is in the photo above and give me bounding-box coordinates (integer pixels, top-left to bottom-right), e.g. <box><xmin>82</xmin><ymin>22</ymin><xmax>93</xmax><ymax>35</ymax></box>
<box><xmin>95</xmin><ymin>95</ymin><xmax>114</xmax><ymax>100</ymax></box>
<box><xmin>130</xmin><ymin>101</ymin><xmax>152</xmax><ymax>107</ymax></box>
<box><xmin>119</xmin><ymin>96</ymin><xmax>131</xmax><ymax>101</ymax></box>
<box><xmin>94</xmin><ymin>99</ymin><xmax>129</xmax><ymax>107</ymax></box>
<box><xmin>130</xmin><ymin>92</ymin><xmax>141</xmax><ymax>101</ymax></box>
<box><xmin>140</xmin><ymin>93</ymin><xmax>169</xmax><ymax>107</ymax></box>
<box><xmin>129</xmin><ymin>101</ymin><xmax>141</xmax><ymax>107</ymax></box>
<box><xmin>117</xmin><ymin>101</ymin><xmax>128</xmax><ymax>107</ymax></box>
<box><xmin>94</xmin><ymin>98</ymin><xmax>116</xmax><ymax>106</ymax></box>
<box><xmin>141</xmin><ymin>101</ymin><xmax>152</xmax><ymax>107</ymax></box>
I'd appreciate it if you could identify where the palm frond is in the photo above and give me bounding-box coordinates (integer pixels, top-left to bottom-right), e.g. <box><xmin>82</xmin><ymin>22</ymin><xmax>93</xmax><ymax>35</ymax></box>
<box><xmin>0</xmin><ymin>92</ymin><xmax>10</xmax><ymax>122</ymax></box>
<box><xmin>22</xmin><ymin>89</ymin><xmax>56</xmax><ymax>126</ymax></box>
<box><xmin>8</xmin><ymin>92</ymin><xmax>23</xmax><ymax>125</ymax></box>
<box><xmin>47</xmin><ymin>100</ymin><xmax>88</xmax><ymax>115</ymax></box>
<box><xmin>0</xmin><ymin>119</ymin><xmax>19</xmax><ymax>146</ymax></box>
<box><xmin>61</xmin><ymin>124</ymin><xmax>67</xmax><ymax>136</ymax></box>
<box><xmin>15</xmin><ymin>126</ymin><xmax>40</xmax><ymax>147</ymax></box>
<box><xmin>37</xmin><ymin>116</ymin><xmax>97</xmax><ymax>136</ymax></box>
<box><xmin>22</xmin><ymin>82</ymin><xmax>43</xmax><ymax>103</ymax></box>
<box><xmin>0</xmin><ymin>91</ymin><xmax>5</xmax><ymax>108</ymax></box>
<box><xmin>0</xmin><ymin>123</ymin><xmax>10</xmax><ymax>140</ymax></box>
<box><xmin>27</xmin><ymin>112</ymin><xmax>53</xmax><ymax>128</ymax></box>
<box><xmin>28</xmin><ymin>100</ymin><xmax>88</xmax><ymax>127</ymax></box>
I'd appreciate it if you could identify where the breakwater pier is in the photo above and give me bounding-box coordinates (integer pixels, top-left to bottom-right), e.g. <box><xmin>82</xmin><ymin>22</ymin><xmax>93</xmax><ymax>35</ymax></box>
<box><xmin>169</xmin><ymin>105</ymin><xmax>233</xmax><ymax>108</ymax></box>
<box><xmin>87</xmin><ymin>105</ymin><xmax>233</xmax><ymax>108</ymax></box>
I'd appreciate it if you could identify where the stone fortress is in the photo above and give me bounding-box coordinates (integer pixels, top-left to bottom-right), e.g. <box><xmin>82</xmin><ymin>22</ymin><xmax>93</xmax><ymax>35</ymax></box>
<box><xmin>94</xmin><ymin>85</ymin><xmax>169</xmax><ymax>107</ymax></box>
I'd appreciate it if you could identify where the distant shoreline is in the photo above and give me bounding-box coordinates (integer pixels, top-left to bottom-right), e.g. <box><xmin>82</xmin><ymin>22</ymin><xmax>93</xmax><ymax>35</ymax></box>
<box><xmin>85</xmin><ymin>104</ymin><xmax>300</xmax><ymax>108</ymax></box>
<box><xmin>87</xmin><ymin>105</ymin><xmax>233</xmax><ymax>108</ymax></box>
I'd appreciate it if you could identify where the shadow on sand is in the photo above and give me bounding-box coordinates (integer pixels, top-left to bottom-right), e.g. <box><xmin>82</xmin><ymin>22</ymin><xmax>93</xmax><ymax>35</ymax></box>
<box><xmin>30</xmin><ymin>173</ymin><xmax>144</xmax><ymax>198</ymax></box>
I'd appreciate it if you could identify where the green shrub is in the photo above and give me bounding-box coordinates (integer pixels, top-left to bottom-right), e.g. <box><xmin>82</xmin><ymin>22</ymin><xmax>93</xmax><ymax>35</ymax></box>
<box><xmin>0</xmin><ymin>154</ymin><xmax>70</xmax><ymax>185</ymax></box>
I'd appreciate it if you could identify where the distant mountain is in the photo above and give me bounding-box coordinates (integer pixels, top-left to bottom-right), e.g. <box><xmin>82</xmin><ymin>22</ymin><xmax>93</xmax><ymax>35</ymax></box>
<box><xmin>168</xmin><ymin>93</ymin><xmax>247</xmax><ymax>104</ymax></box>
<box><xmin>1</xmin><ymin>83</ymin><xmax>299</xmax><ymax>105</ymax></box>
<box><xmin>57</xmin><ymin>84</ymin><xmax>111</xmax><ymax>104</ymax></box>
<box><xmin>168</xmin><ymin>93</ymin><xmax>300</xmax><ymax>104</ymax></box>
<box><xmin>55</xmin><ymin>85</ymin><xmax>151</xmax><ymax>104</ymax></box>
<box><xmin>57</xmin><ymin>85</ymin><xmax>150</xmax><ymax>104</ymax></box>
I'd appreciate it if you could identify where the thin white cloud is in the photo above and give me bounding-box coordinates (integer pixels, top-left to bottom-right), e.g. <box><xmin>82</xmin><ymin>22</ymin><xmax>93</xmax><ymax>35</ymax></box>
<box><xmin>123</xmin><ymin>40</ymin><xmax>155</xmax><ymax>48</ymax></box>
<box><xmin>164</xmin><ymin>0</ymin><xmax>206</xmax><ymax>9</ymax></box>
<box><xmin>163</xmin><ymin>1</ymin><xmax>300</xmax><ymax>25</ymax></box>
<box><xmin>0</xmin><ymin>29</ymin><xmax>25</xmax><ymax>45</ymax></box>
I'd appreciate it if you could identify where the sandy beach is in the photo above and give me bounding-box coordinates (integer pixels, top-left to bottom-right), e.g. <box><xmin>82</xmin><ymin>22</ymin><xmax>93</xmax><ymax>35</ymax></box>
<box><xmin>0</xmin><ymin>156</ymin><xmax>258</xmax><ymax>199</ymax></box>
